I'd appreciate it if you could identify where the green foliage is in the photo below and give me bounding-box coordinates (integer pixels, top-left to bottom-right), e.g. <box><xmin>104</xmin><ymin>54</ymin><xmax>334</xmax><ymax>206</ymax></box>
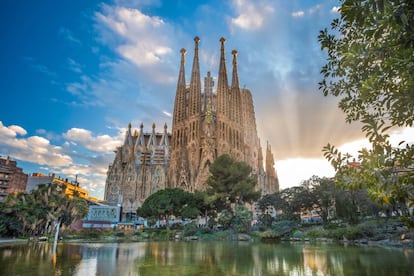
<box><xmin>259</xmin><ymin>230</ymin><xmax>281</xmax><ymax>241</ymax></box>
<box><xmin>292</xmin><ymin>230</ymin><xmax>303</xmax><ymax>239</ymax></box>
<box><xmin>319</xmin><ymin>0</ymin><xmax>414</xmax><ymax>219</ymax></box>
<box><xmin>231</xmin><ymin>206</ymin><xmax>253</xmax><ymax>233</ymax></box>
<box><xmin>304</xmin><ymin>228</ymin><xmax>327</xmax><ymax>239</ymax></box>
<box><xmin>0</xmin><ymin>183</ymin><xmax>88</xmax><ymax>237</ymax></box>
<box><xmin>181</xmin><ymin>206</ymin><xmax>200</xmax><ymax>219</ymax></box>
<box><xmin>137</xmin><ymin>188</ymin><xmax>196</xmax><ymax>224</ymax></box>
<box><xmin>257</xmin><ymin>214</ymin><xmax>274</xmax><ymax>228</ymax></box>
<box><xmin>301</xmin><ymin>176</ymin><xmax>336</xmax><ymax>225</ymax></box>
<box><xmin>182</xmin><ymin>222</ymin><xmax>199</xmax><ymax>237</ymax></box>
<box><xmin>271</xmin><ymin>220</ymin><xmax>297</xmax><ymax>237</ymax></box>
<box><xmin>319</xmin><ymin>0</ymin><xmax>414</xmax><ymax>127</ymax></box>
<box><xmin>207</xmin><ymin>154</ymin><xmax>260</xmax><ymax>212</ymax></box>
<box><xmin>150</xmin><ymin>229</ymin><xmax>174</xmax><ymax>241</ymax></box>
<box><xmin>334</xmin><ymin>189</ymin><xmax>383</xmax><ymax>225</ymax></box>
<box><xmin>217</xmin><ymin>209</ymin><xmax>233</xmax><ymax>230</ymax></box>
<box><xmin>258</xmin><ymin>186</ymin><xmax>314</xmax><ymax>222</ymax></box>
<box><xmin>325</xmin><ymin>223</ymin><xmax>377</xmax><ymax>241</ymax></box>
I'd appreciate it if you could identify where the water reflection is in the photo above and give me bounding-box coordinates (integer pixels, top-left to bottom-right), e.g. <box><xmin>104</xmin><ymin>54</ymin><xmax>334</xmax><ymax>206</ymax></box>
<box><xmin>0</xmin><ymin>241</ymin><xmax>413</xmax><ymax>275</ymax></box>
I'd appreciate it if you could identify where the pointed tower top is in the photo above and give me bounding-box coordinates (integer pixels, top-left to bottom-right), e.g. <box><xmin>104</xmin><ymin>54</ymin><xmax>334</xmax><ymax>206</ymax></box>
<box><xmin>188</xmin><ymin>35</ymin><xmax>202</xmax><ymax>117</ymax></box>
<box><xmin>231</xmin><ymin>49</ymin><xmax>240</xmax><ymax>89</ymax></box>
<box><xmin>178</xmin><ymin>48</ymin><xmax>186</xmax><ymax>86</ymax></box>
<box><xmin>152</xmin><ymin>123</ymin><xmax>156</xmax><ymax>130</ymax></box>
<box><xmin>217</xmin><ymin>36</ymin><xmax>229</xmax><ymax>98</ymax></box>
<box><xmin>124</xmin><ymin>123</ymin><xmax>133</xmax><ymax>146</ymax></box>
<box><xmin>160</xmin><ymin>123</ymin><xmax>169</xmax><ymax>146</ymax></box>
<box><xmin>133</xmin><ymin>129</ymin><xmax>138</xmax><ymax>137</ymax></box>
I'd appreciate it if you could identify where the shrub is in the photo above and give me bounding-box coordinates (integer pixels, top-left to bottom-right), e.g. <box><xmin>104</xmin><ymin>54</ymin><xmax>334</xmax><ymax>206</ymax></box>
<box><xmin>292</xmin><ymin>230</ymin><xmax>303</xmax><ymax>239</ymax></box>
<box><xmin>271</xmin><ymin>220</ymin><xmax>297</xmax><ymax>237</ymax></box>
<box><xmin>305</xmin><ymin>228</ymin><xmax>326</xmax><ymax>239</ymax></box>
<box><xmin>326</xmin><ymin>227</ymin><xmax>347</xmax><ymax>240</ymax></box>
<box><xmin>260</xmin><ymin>230</ymin><xmax>280</xmax><ymax>240</ymax></box>
<box><xmin>231</xmin><ymin>207</ymin><xmax>253</xmax><ymax>233</ymax></box>
<box><xmin>182</xmin><ymin>222</ymin><xmax>198</xmax><ymax>237</ymax></box>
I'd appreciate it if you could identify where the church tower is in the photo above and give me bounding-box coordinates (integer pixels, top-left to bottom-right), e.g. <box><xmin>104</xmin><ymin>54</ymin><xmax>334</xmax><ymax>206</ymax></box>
<box><xmin>105</xmin><ymin>37</ymin><xmax>279</xmax><ymax>217</ymax></box>
<box><xmin>168</xmin><ymin>37</ymin><xmax>278</xmax><ymax>194</ymax></box>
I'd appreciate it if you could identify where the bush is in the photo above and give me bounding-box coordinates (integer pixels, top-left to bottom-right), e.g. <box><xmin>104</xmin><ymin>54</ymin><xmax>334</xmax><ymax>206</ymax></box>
<box><xmin>326</xmin><ymin>227</ymin><xmax>347</xmax><ymax>240</ymax></box>
<box><xmin>259</xmin><ymin>230</ymin><xmax>280</xmax><ymax>240</ymax></box>
<box><xmin>305</xmin><ymin>228</ymin><xmax>326</xmax><ymax>239</ymax></box>
<box><xmin>325</xmin><ymin>223</ymin><xmax>377</xmax><ymax>240</ymax></box>
<box><xmin>271</xmin><ymin>220</ymin><xmax>297</xmax><ymax>237</ymax></box>
<box><xmin>292</xmin><ymin>230</ymin><xmax>303</xmax><ymax>239</ymax></box>
<box><xmin>183</xmin><ymin>222</ymin><xmax>198</xmax><ymax>237</ymax></box>
<box><xmin>231</xmin><ymin>207</ymin><xmax>253</xmax><ymax>233</ymax></box>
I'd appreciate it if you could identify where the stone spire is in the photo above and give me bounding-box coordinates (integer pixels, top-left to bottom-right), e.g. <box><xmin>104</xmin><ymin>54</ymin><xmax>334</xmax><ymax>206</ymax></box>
<box><xmin>189</xmin><ymin>36</ymin><xmax>202</xmax><ymax>117</ymax></box>
<box><xmin>266</xmin><ymin>141</ymin><xmax>276</xmax><ymax>178</ymax></box>
<box><xmin>231</xmin><ymin>49</ymin><xmax>242</xmax><ymax>124</ymax></box>
<box><xmin>160</xmin><ymin>123</ymin><xmax>169</xmax><ymax>146</ymax></box>
<box><xmin>217</xmin><ymin>37</ymin><xmax>229</xmax><ymax>117</ymax></box>
<box><xmin>173</xmin><ymin>48</ymin><xmax>187</xmax><ymax>125</ymax></box>
<box><xmin>124</xmin><ymin>123</ymin><xmax>133</xmax><ymax>146</ymax></box>
<box><xmin>203</xmin><ymin>71</ymin><xmax>214</xmax><ymax>113</ymax></box>
<box><xmin>147</xmin><ymin>123</ymin><xmax>157</xmax><ymax>146</ymax></box>
<box><xmin>265</xmin><ymin>141</ymin><xmax>279</xmax><ymax>194</ymax></box>
<box><xmin>136</xmin><ymin>123</ymin><xmax>145</xmax><ymax>146</ymax></box>
<box><xmin>231</xmin><ymin>50</ymin><xmax>240</xmax><ymax>89</ymax></box>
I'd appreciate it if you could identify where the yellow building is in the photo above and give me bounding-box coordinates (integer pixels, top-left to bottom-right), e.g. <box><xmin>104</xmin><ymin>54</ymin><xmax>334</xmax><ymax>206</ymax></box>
<box><xmin>27</xmin><ymin>173</ymin><xmax>99</xmax><ymax>203</ymax></box>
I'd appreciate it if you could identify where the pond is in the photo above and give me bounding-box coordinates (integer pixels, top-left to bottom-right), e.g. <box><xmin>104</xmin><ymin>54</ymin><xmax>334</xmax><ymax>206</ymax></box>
<box><xmin>0</xmin><ymin>241</ymin><xmax>413</xmax><ymax>275</ymax></box>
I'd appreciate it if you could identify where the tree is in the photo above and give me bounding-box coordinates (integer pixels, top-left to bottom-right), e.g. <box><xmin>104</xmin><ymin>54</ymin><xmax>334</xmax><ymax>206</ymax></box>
<box><xmin>192</xmin><ymin>190</ymin><xmax>216</xmax><ymax>226</ymax></box>
<box><xmin>319</xmin><ymin>0</ymin><xmax>414</xmax><ymax>127</ymax></box>
<box><xmin>206</xmin><ymin>154</ymin><xmax>260</xmax><ymax>213</ymax></box>
<box><xmin>319</xmin><ymin>0</ymin><xmax>414</xmax><ymax>210</ymax></box>
<box><xmin>257</xmin><ymin>187</ymin><xmax>312</xmax><ymax>222</ymax></box>
<box><xmin>136</xmin><ymin>188</ymin><xmax>196</xmax><ymax>227</ymax></box>
<box><xmin>0</xmin><ymin>183</ymin><xmax>88</xmax><ymax>237</ymax></box>
<box><xmin>302</xmin><ymin>176</ymin><xmax>336</xmax><ymax>226</ymax></box>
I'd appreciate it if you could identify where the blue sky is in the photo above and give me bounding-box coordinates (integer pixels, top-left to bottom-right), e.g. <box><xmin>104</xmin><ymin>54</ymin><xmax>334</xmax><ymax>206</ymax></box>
<box><xmin>1</xmin><ymin>0</ymin><xmax>413</xmax><ymax>199</ymax></box>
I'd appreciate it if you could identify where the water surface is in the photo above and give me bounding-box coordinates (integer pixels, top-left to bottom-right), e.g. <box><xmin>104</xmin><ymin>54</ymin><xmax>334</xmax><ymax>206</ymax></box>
<box><xmin>0</xmin><ymin>241</ymin><xmax>413</xmax><ymax>275</ymax></box>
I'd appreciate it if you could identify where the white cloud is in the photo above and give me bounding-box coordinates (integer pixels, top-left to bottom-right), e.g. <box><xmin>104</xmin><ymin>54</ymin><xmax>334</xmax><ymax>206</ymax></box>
<box><xmin>331</xmin><ymin>6</ymin><xmax>340</xmax><ymax>13</ymax></box>
<box><xmin>276</xmin><ymin>158</ymin><xmax>335</xmax><ymax>189</ymax></box>
<box><xmin>309</xmin><ymin>4</ymin><xmax>322</xmax><ymax>15</ymax></box>
<box><xmin>291</xmin><ymin>11</ymin><xmax>305</xmax><ymax>17</ymax></box>
<box><xmin>0</xmin><ymin>121</ymin><xmax>72</xmax><ymax>167</ymax></box>
<box><xmin>64</xmin><ymin>127</ymin><xmax>123</xmax><ymax>152</ymax></box>
<box><xmin>389</xmin><ymin>127</ymin><xmax>414</xmax><ymax>146</ymax></box>
<box><xmin>231</xmin><ymin>0</ymin><xmax>274</xmax><ymax>30</ymax></box>
<box><xmin>9</xmin><ymin>125</ymin><xmax>27</xmax><ymax>136</ymax></box>
<box><xmin>162</xmin><ymin>110</ymin><xmax>172</xmax><ymax>117</ymax></box>
<box><xmin>58</xmin><ymin>27</ymin><xmax>82</xmax><ymax>45</ymax></box>
<box><xmin>0</xmin><ymin>121</ymin><xmax>124</xmax><ymax>199</ymax></box>
<box><xmin>0</xmin><ymin>123</ymin><xmax>25</xmax><ymax>137</ymax></box>
<box><xmin>338</xmin><ymin>138</ymin><xmax>371</xmax><ymax>158</ymax></box>
<box><xmin>277</xmin><ymin>127</ymin><xmax>414</xmax><ymax>189</ymax></box>
<box><xmin>67</xmin><ymin>58</ymin><xmax>83</xmax><ymax>73</ymax></box>
<box><xmin>95</xmin><ymin>5</ymin><xmax>173</xmax><ymax>66</ymax></box>
<box><xmin>336</xmin><ymin>127</ymin><xmax>414</xmax><ymax>158</ymax></box>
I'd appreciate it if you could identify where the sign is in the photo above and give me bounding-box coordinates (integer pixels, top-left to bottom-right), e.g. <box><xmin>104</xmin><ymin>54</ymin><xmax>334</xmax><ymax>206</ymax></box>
<box><xmin>87</xmin><ymin>206</ymin><xmax>121</xmax><ymax>222</ymax></box>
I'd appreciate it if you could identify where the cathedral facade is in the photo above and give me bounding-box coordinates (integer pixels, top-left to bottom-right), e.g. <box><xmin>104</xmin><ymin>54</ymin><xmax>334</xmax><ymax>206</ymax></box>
<box><xmin>104</xmin><ymin>123</ymin><xmax>171</xmax><ymax>214</ymax></box>
<box><xmin>104</xmin><ymin>37</ymin><xmax>279</xmax><ymax>215</ymax></box>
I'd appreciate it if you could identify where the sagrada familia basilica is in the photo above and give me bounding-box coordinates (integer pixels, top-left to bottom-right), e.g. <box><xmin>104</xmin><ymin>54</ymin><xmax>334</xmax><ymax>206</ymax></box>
<box><xmin>104</xmin><ymin>37</ymin><xmax>279</xmax><ymax>215</ymax></box>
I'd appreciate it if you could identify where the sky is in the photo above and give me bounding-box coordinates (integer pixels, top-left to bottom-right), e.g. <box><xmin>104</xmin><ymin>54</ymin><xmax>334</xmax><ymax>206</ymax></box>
<box><xmin>1</xmin><ymin>0</ymin><xmax>413</xmax><ymax>199</ymax></box>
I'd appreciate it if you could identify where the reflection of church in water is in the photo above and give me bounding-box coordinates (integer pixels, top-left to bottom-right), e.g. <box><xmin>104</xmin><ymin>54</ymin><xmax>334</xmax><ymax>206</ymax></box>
<box><xmin>104</xmin><ymin>37</ymin><xmax>279</xmax><ymax>214</ymax></box>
